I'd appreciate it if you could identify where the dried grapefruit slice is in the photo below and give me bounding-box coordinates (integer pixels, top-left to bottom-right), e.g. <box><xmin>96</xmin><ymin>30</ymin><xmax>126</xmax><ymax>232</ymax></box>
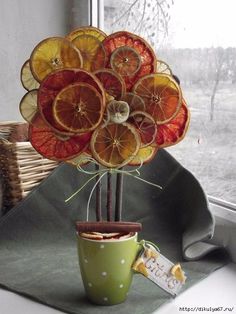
<box><xmin>121</xmin><ymin>92</ymin><xmax>145</xmax><ymax>113</ymax></box>
<box><xmin>72</xmin><ymin>34</ymin><xmax>106</xmax><ymax>71</ymax></box>
<box><xmin>29</xmin><ymin>114</ymin><xmax>91</xmax><ymax>161</ymax></box>
<box><xmin>53</xmin><ymin>83</ymin><xmax>104</xmax><ymax>133</ymax></box>
<box><xmin>156</xmin><ymin>60</ymin><xmax>172</xmax><ymax>75</ymax></box>
<box><xmin>102</xmin><ymin>31</ymin><xmax>156</xmax><ymax>90</ymax></box>
<box><xmin>90</xmin><ymin>122</ymin><xmax>140</xmax><ymax>168</ymax></box>
<box><xmin>129</xmin><ymin>145</ymin><xmax>158</xmax><ymax>166</ymax></box>
<box><xmin>156</xmin><ymin>100</ymin><xmax>190</xmax><ymax>148</ymax></box>
<box><xmin>67</xmin><ymin>26</ymin><xmax>107</xmax><ymax>42</ymax></box>
<box><xmin>20</xmin><ymin>60</ymin><xmax>40</xmax><ymax>91</ymax></box>
<box><xmin>128</xmin><ymin>111</ymin><xmax>157</xmax><ymax>147</ymax></box>
<box><xmin>110</xmin><ymin>46</ymin><xmax>141</xmax><ymax>76</ymax></box>
<box><xmin>133</xmin><ymin>73</ymin><xmax>182</xmax><ymax>124</ymax></box>
<box><xmin>19</xmin><ymin>89</ymin><xmax>38</xmax><ymax>124</ymax></box>
<box><xmin>94</xmin><ymin>69</ymin><xmax>125</xmax><ymax>100</ymax></box>
<box><xmin>38</xmin><ymin>68</ymin><xmax>105</xmax><ymax>134</ymax></box>
<box><xmin>30</xmin><ymin>37</ymin><xmax>83</xmax><ymax>82</ymax></box>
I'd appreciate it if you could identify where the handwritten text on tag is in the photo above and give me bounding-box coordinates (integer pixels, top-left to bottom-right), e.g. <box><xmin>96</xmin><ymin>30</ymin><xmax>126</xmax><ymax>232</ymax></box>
<box><xmin>132</xmin><ymin>243</ymin><xmax>186</xmax><ymax>296</ymax></box>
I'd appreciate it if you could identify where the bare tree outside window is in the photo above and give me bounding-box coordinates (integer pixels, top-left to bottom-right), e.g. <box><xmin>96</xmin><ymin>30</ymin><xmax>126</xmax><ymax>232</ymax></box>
<box><xmin>104</xmin><ymin>0</ymin><xmax>236</xmax><ymax>204</ymax></box>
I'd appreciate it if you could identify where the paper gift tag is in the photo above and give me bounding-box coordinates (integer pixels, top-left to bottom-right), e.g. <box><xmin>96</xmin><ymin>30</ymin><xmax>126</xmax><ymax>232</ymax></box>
<box><xmin>132</xmin><ymin>241</ymin><xmax>186</xmax><ymax>296</ymax></box>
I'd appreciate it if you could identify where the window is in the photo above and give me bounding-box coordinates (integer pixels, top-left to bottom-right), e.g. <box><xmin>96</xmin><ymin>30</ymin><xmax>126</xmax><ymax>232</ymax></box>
<box><xmin>103</xmin><ymin>0</ymin><xmax>236</xmax><ymax>205</ymax></box>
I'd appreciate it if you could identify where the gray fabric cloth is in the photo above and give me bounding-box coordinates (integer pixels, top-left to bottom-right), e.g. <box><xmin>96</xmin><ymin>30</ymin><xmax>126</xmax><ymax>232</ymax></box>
<box><xmin>0</xmin><ymin>149</ymin><xmax>229</xmax><ymax>314</ymax></box>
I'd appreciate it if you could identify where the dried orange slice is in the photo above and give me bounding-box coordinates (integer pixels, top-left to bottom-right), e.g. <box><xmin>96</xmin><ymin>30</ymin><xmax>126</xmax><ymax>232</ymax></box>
<box><xmin>90</xmin><ymin>122</ymin><xmax>140</xmax><ymax>168</ymax></box>
<box><xmin>156</xmin><ymin>60</ymin><xmax>172</xmax><ymax>75</ymax></box>
<box><xmin>38</xmin><ymin>68</ymin><xmax>105</xmax><ymax>134</ymax></box>
<box><xmin>53</xmin><ymin>82</ymin><xmax>104</xmax><ymax>133</ymax></box>
<box><xmin>121</xmin><ymin>92</ymin><xmax>145</xmax><ymax>113</ymax></box>
<box><xmin>19</xmin><ymin>89</ymin><xmax>38</xmax><ymax>124</ymax></box>
<box><xmin>156</xmin><ymin>100</ymin><xmax>190</xmax><ymax>148</ymax></box>
<box><xmin>133</xmin><ymin>73</ymin><xmax>182</xmax><ymax>124</ymax></box>
<box><xmin>72</xmin><ymin>34</ymin><xmax>106</xmax><ymax>71</ymax></box>
<box><xmin>110</xmin><ymin>46</ymin><xmax>141</xmax><ymax>76</ymax></box>
<box><xmin>102</xmin><ymin>31</ymin><xmax>156</xmax><ymax>90</ymax></box>
<box><xmin>29</xmin><ymin>114</ymin><xmax>91</xmax><ymax>161</ymax></box>
<box><xmin>129</xmin><ymin>144</ymin><xmax>158</xmax><ymax>166</ymax></box>
<box><xmin>20</xmin><ymin>60</ymin><xmax>40</xmax><ymax>91</ymax></box>
<box><xmin>67</xmin><ymin>26</ymin><xmax>107</xmax><ymax>42</ymax></box>
<box><xmin>30</xmin><ymin>37</ymin><xmax>83</xmax><ymax>82</ymax></box>
<box><xmin>128</xmin><ymin>111</ymin><xmax>157</xmax><ymax>147</ymax></box>
<box><xmin>94</xmin><ymin>69</ymin><xmax>125</xmax><ymax>100</ymax></box>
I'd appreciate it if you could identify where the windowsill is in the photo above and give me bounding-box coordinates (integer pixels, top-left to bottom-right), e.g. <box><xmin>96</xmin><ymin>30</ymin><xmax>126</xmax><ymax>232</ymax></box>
<box><xmin>0</xmin><ymin>263</ymin><xmax>235</xmax><ymax>314</ymax></box>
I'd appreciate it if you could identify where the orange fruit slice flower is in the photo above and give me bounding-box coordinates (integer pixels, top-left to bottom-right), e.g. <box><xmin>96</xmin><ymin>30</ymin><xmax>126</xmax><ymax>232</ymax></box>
<box><xmin>66</xmin><ymin>26</ymin><xmax>107</xmax><ymax>42</ymax></box>
<box><xmin>19</xmin><ymin>89</ymin><xmax>38</xmax><ymax>124</ymax></box>
<box><xmin>72</xmin><ymin>34</ymin><xmax>106</xmax><ymax>72</ymax></box>
<box><xmin>133</xmin><ymin>73</ymin><xmax>182</xmax><ymax>125</ymax></box>
<box><xmin>156</xmin><ymin>100</ymin><xmax>190</xmax><ymax>148</ymax></box>
<box><xmin>53</xmin><ymin>83</ymin><xmax>104</xmax><ymax>133</ymax></box>
<box><xmin>38</xmin><ymin>68</ymin><xmax>105</xmax><ymax>134</ymax></box>
<box><xmin>102</xmin><ymin>31</ymin><xmax>156</xmax><ymax>91</ymax></box>
<box><xmin>20</xmin><ymin>60</ymin><xmax>40</xmax><ymax>91</ymax></box>
<box><xmin>90</xmin><ymin>122</ymin><xmax>140</xmax><ymax>168</ymax></box>
<box><xmin>29</xmin><ymin>114</ymin><xmax>91</xmax><ymax>161</ymax></box>
<box><xmin>94</xmin><ymin>69</ymin><xmax>126</xmax><ymax>100</ymax></box>
<box><xmin>129</xmin><ymin>145</ymin><xmax>158</xmax><ymax>166</ymax></box>
<box><xmin>128</xmin><ymin>111</ymin><xmax>157</xmax><ymax>147</ymax></box>
<box><xmin>30</xmin><ymin>37</ymin><xmax>83</xmax><ymax>82</ymax></box>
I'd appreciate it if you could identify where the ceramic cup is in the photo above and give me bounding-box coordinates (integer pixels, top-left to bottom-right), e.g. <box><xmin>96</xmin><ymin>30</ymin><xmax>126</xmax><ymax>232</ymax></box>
<box><xmin>77</xmin><ymin>232</ymin><xmax>141</xmax><ymax>305</ymax></box>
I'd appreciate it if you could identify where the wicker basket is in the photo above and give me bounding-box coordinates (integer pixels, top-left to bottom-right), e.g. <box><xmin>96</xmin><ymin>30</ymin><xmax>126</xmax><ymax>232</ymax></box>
<box><xmin>0</xmin><ymin>122</ymin><xmax>58</xmax><ymax>214</ymax></box>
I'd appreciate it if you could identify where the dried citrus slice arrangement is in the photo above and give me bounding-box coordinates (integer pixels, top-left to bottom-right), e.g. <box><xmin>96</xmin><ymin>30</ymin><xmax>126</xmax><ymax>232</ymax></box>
<box><xmin>19</xmin><ymin>25</ymin><xmax>190</xmax><ymax>231</ymax></box>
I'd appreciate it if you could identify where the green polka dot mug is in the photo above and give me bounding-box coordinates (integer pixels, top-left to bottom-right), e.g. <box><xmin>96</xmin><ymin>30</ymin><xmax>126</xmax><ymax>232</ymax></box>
<box><xmin>77</xmin><ymin>232</ymin><xmax>140</xmax><ymax>305</ymax></box>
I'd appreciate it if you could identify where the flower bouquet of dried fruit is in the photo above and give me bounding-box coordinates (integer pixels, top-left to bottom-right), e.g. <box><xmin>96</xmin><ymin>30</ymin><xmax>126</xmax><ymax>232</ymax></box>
<box><xmin>20</xmin><ymin>26</ymin><xmax>189</xmax><ymax>305</ymax></box>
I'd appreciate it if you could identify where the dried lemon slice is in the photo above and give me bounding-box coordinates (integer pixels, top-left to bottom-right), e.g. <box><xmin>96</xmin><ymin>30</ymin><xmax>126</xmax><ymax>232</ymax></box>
<box><xmin>20</xmin><ymin>60</ymin><xmax>40</xmax><ymax>91</ymax></box>
<box><xmin>107</xmin><ymin>100</ymin><xmax>130</xmax><ymax>124</ymax></box>
<box><xmin>19</xmin><ymin>89</ymin><xmax>38</xmax><ymax>124</ymax></box>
